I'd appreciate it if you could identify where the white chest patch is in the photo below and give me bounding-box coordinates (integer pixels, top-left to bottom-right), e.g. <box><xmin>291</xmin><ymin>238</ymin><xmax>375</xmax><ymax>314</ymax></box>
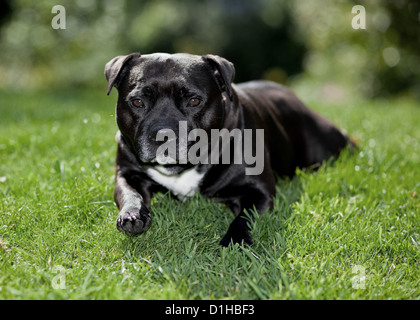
<box><xmin>146</xmin><ymin>166</ymin><xmax>204</xmax><ymax>199</ymax></box>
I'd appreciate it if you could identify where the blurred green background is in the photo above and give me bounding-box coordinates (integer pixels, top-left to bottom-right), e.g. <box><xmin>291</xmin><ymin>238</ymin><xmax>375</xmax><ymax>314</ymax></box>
<box><xmin>0</xmin><ymin>0</ymin><xmax>419</xmax><ymax>101</ymax></box>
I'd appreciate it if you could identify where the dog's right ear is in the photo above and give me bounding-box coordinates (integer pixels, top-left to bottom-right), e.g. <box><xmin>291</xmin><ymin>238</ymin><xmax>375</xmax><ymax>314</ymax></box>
<box><xmin>105</xmin><ymin>53</ymin><xmax>141</xmax><ymax>95</ymax></box>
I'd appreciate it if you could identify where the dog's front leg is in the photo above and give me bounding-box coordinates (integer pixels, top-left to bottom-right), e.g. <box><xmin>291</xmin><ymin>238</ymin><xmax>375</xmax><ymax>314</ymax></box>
<box><xmin>219</xmin><ymin>188</ymin><xmax>274</xmax><ymax>247</ymax></box>
<box><xmin>114</xmin><ymin>168</ymin><xmax>152</xmax><ymax>235</ymax></box>
<box><xmin>113</xmin><ymin>131</ymin><xmax>153</xmax><ymax>236</ymax></box>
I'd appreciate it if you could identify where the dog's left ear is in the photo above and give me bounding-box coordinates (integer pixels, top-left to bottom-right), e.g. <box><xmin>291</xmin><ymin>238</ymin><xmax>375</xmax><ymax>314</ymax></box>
<box><xmin>105</xmin><ymin>53</ymin><xmax>141</xmax><ymax>95</ymax></box>
<box><xmin>202</xmin><ymin>54</ymin><xmax>235</xmax><ymax>100</ymax></box>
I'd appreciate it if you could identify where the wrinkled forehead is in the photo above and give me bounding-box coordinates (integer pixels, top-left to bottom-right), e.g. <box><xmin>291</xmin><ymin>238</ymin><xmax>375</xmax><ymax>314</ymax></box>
<box><xmin>127</xmin><ymin>53</ymin><xmax>210</xmax><ymax>86</ymax></box>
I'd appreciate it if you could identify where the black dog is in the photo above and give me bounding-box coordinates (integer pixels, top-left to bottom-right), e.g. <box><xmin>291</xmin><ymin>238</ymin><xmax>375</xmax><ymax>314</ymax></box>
<box><xmin>105</xmin><ymin>52</ymin><xmax>353</xmax><ymax>246</ymax></box>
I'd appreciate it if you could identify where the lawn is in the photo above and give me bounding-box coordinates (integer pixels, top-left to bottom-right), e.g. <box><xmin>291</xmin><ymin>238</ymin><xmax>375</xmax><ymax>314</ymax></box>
<box><xmin>0</xmin><ymin>89</ymin><xmax>419</xmax><ymax>300</ymax></box>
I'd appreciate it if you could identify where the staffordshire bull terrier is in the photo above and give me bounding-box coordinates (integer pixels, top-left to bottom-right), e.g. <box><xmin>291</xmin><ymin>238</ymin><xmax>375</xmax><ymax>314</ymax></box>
<box><xmin>104</xmin><ymin>52</ymin><xmax>353</xmax><ymax>246</ymax></box>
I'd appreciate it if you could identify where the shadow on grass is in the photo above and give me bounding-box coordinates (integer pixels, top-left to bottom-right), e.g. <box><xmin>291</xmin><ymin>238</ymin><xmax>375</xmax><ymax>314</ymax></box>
<box><xmin>117</xmin><ymin>172</ymin><xmax>306</xmax><ymax>259</ymax></box>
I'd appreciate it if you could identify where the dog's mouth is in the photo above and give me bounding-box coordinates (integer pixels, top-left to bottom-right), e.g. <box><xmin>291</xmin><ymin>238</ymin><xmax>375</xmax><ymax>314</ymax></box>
<box><xmin>137</xmin><ymin>138</ymin><xmax>201</xmax><ymax>165</ymax></box>
<box><xmin>138</xmin><ymin>153</ymin><xmax>195</xmax><ymax>174</ymax></box>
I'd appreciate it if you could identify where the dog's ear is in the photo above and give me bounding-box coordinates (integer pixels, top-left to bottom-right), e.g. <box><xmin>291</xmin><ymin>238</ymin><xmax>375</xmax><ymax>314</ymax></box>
<box><xmin>202</xmin><ymin>54</ymin><xmax>235</xmax><ymax>100</ymax></box>
<box><xmin>105</xmin><ymin>53</ymin><xmax>141</xmax><ymax>95</ymax></box>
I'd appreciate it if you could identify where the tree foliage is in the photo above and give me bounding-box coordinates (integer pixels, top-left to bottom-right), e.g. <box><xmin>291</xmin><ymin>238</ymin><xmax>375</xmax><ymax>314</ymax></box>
<box><xmin>0</xmin><ymin>0</ymin><xmax>418</xmax><ymax>99</ymax></box>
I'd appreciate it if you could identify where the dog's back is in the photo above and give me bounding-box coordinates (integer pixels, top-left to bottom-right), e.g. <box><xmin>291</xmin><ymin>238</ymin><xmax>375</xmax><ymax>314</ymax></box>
<box><xmin>234</xmin><ymin>80</ymin><xmax>352</xmax><ymax>177</ymax></box>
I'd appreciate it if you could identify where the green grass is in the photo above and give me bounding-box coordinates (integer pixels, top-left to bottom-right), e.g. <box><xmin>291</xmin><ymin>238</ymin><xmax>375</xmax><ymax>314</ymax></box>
<box><xmin>0</xmin><ymin>90</ymin><xmax>419</xmax><ymax>300</ymax></box>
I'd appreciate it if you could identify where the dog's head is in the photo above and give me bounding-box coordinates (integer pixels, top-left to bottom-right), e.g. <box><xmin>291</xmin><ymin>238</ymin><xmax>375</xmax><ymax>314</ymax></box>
<box><xmin>105</xmin><ymin>52</ymin><xmax>235</xmax><ymax>169</ymax></box>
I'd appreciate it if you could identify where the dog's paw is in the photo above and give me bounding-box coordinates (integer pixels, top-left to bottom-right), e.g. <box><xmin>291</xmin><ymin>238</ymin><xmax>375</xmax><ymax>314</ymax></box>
<box><xmin>116</xmin><ymin>205</ymin><xmax>152</xmax><ymax>235</ymax></box>
<box><xmin>219</xmin><ymin>231</ymin><xmax>253</xmax><ymax>247</ymax></box>
<box><xmin>219</xmin><ymin>218</ymin><xmax>253</xmax><ymax>247</ymax></box>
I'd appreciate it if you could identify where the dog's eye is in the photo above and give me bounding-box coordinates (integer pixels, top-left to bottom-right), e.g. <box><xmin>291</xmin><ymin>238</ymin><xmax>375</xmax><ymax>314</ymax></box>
<box><xmin>188</xmin><ymin>98</ymin><xmax>201</xmax><ymax>107</ymax></box>
<box><xmin>131</xmin><ymin>99</ymin><xmax>144</xmax><ymax>107</ymax></box>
